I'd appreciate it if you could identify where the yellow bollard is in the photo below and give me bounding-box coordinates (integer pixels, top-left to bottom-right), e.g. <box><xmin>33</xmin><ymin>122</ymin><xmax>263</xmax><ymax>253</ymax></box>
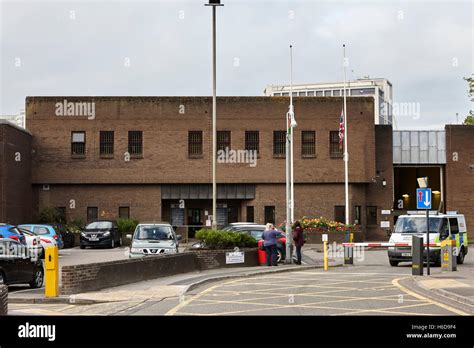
<box><xmin>323</xmin><ymin>240</ymin><xmax>328</xmax><ymax>271</ymax></box>
<box><xmin>350</xmin><ymin>233</ymin><xmax>354</xmax><ymax>243</ymax></box>
<box><xmin>44</xmin><ymin>246</ymin><xmax>59</xmax><ymax>297</ymax></box>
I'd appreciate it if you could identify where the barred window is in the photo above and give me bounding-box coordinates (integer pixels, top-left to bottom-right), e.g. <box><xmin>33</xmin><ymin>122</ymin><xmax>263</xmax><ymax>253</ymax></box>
<box><xmin>245</xmin><ymin>131</ymin><xmax>259</xmax><ymax>155</ymax></box>
<box><xmin>273</xmin><ymin>131</ymin><xmax>286</xmax><ymax>157</ymax></box>
<box><xmin>329</xmin><ymin>131</ymin><xmax>343</xmax><ymax>158</ymax></box>
<box><xmin>71</xmin><ymin>131</ymin><xmax>86</xmax><ymax>157</ymax></box>
<box><xmin>301</xmin><ymin>131</ymin><xmax>316</xmax><ymax>157</ymax></box>
<box><xmin>128</xmin><ymin>131</ymin><xmax>143</xmax><ymax>156</ymax></box>
<box><xmin>217</xmin><ymin>131</ymin><xmax>231</xmax><ymax>152</ymax></box>
<box><xmin>367</xmin><ymin>206</ymin><xmax>377</xmax><ymax>226</ymax></box>
<box><xmin>87</xmin><ymin>207</ymin><xmax>98</xmax><ymax>222</ymax></box>
<box><xmin>100</xmin><ymin>131</ymin><xmax>114</xmax><ymax>157</ymax></box>
<box><xmin>188</xmin><ymin>131</ymin><xmax>203</xmax><ymax>158</ymax></box>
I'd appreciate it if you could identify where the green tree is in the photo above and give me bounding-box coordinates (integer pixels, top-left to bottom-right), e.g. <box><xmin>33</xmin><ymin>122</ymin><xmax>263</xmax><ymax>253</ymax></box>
<box><xmin>464</xmin><ymin>76</ymin><xmax>474</xmax><ymax>125</ymax></box>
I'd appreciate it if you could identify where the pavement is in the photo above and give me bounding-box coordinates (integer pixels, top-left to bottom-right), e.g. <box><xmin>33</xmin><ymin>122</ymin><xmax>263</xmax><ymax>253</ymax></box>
<box><xmin>6</xmin><ymin>246</ymin><xmax>474</xmax><ymax>316</ymax></box>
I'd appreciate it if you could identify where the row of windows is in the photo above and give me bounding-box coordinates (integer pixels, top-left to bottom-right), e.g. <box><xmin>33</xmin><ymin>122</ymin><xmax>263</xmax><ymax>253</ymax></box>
<box><xmin>64</xmin><ymin>204</ymin><xmax>377</xmax><ymax>225</ymax></box>
<box><xmin>273</xmin><ymin>87</ymin><xmax>376</xmax><ymax>97</ymax></box>
<box><xmin>72</xmin><ymin>131</ymin><xmax>143</xmax><ymax>158</ymax></box>
<box><xmin>70</xmin><ymin>130</ymin><xmax>343</xmax><ymax>159</ymax></box>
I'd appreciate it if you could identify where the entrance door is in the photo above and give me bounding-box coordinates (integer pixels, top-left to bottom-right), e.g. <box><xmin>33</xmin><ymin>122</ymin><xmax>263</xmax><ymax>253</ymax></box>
<box><xmin>187</xmin><ymin>208</ymin><xmax>202</xmax><ymax>238</ymax></box>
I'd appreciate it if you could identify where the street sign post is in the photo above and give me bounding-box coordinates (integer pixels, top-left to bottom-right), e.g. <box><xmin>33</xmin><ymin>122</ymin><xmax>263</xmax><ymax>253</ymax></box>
<box><xmin>416</xmin><ymin>188</ymin><xmax>432</xmax><ymax>275</ymax></box>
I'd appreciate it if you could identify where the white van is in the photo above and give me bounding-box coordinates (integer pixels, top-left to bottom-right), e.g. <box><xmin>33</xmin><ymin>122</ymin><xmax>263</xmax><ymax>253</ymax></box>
<box><xmin>388</xmin><ymin>212</ymin><xmax>468</xmax><ymax>267</ymax></box>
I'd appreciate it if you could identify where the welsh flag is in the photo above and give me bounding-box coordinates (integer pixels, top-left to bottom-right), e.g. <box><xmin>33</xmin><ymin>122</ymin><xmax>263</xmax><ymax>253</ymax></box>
<box><xmin>339</xmin><ymin>109</ymin><xmax>345</xmax><ymax>149</ymax></box>
<box><xmin>287</xmin><ymin>105</ymin><xmax>297</xmax><ymax>134</ymax></box>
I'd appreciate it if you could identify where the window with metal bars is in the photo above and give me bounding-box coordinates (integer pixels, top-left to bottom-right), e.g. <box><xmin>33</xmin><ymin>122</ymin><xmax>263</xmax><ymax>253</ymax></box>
<box><xmin>188</xmin><ymin>131</ymin><xmax>203</xmax><ymax>158</ymax></box>
<box><xmin>329</xmin><ymin>131</ymin><xmax>343</xmax><ymax>158</ymax></box>
<box><xmin>273</xmin><ymin>131</ymin><xmax>286</xmax><ymax>157</ymax></box>
<box><xmin>100</xmin><ymin>131</ymin><xmax>114</xmax><ymax>157</ymax></box>
<box><xmin>71</xmin><ymin>131</ymin><xmax>86</xmax><ymax>157</ymax></box>
<box><xmin>128</xmin><ymin>131</ymin><xmax>143</xmax><ymax>157</ymax></box>
<box><xmin>245</xmin><ymin>131</ymin><xmax>259</xmax><ymax>155</ymax></box>
<box><xmin>217</xmin><ymin>131</ymin><xmax>231</xmax><ymax>152</ymax></box>
<box><xmin>301</xmin><ymin>131</ymin><xmax>316</xmax><ymax>157</ymax></box>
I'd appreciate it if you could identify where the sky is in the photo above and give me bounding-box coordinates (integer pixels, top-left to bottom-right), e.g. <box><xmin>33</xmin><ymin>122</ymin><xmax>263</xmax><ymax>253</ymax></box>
<box><xmin>0</xmin><ymin>0</ymin><xmax>472</xmax><ymax>129</ymax></box>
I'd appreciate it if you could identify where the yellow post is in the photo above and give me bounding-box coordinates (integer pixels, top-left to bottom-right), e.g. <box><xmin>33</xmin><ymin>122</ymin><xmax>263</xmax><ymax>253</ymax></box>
<box><xmin>323</xmin><ymin>241</ymin><xmax>328</xmax><ymax>271</ymax></box>
<box><xmin>44</xmin><ymin>246</ymin><xmax>59</xmax><ymax>297</ymax></box>
<box><xmin>350</xmin><ymin>233</ymin><xmax>354</xmax><ymax>243</ymax></box>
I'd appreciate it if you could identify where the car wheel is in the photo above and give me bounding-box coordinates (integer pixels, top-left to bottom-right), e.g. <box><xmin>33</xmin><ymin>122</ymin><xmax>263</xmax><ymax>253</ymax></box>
<box><xmin>110</xmin><ymin>238</ymin><xmax>115</xmax><ymax>249</ymax></box>
<box><xmin>457</xmin><ymin>248</ymin><xmax>465</xmax><ymax>265</ymax></box>
<box><xmin>29</xmin><ymin>267</ymin><xmax>44</xmax><ymax>289</ymax></box>
<box><xmin>80</xmin><ymin>244</ymin><xmax>85</xmax><ymax>250</ymax></box>
<box><xmin>434</xmin><ymin>256</ymin><xmax>441</xmax><ymax>267</ymax></box>
<box><xmin>0</xmin><ymin>272</ymin><xmax>5</xmax><ymax>285</ymax></box>
<box><xmin>389</xmin><ymin>259</ymin><xmax>399</xmax><ymax>267</ymax></box>
<box><xmin>277</xmin><ymin>249</ymin><xmax>282</xmax><ymax>263</ymax></box>
<box><xmin>118</xmin><ymin>235</ymin><xmax>123</xmax><ymax>247</ymax></box>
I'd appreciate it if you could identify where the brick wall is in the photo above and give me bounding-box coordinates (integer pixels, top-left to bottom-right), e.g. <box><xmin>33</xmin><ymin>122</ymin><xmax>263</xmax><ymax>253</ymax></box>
<box><xmin>0</xmin><ymin>285</ymin><xmax>7</xmax><ymax>315</ymax></box>
<box><xmin>445</xmin><ymin>125</ymin><xmax>474</xmax><ymax>238</ymax></box>
<box><xmin>0</xmin><ymin>122</ymin><xmax>33</xmax><ymax>224</ymax></box>
<box><xmin>61</xmin><ymin>248</ymin><xmax>258</xmax><ymax>295</ymax></box>
<box><xmin>366</xmin><ymin>125</ymin><xmax>394</xmax><ymax>240</ymax></box>
<box><xmin>26</xmin><ymin>96</ymin><xmax>376</xmax><ymax>185</ymax></box>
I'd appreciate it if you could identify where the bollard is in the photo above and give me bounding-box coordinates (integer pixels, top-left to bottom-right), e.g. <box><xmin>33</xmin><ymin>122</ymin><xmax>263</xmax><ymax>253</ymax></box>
<box><xmin>45</xmin><ymin>246</ymin><xmax>59</xmax><ymax>297</ymax></box>
<box><xmin>441</xmin><ymin>239</ymin><xmax>457</xmax><ymax>272</ymax></box>
<box><xmin>322</xmin><ymin>234</ymin><xmax>328</xmax><ymax>271</ymax></box>
<box><xmin>344</xmin><ymin>245</ymin><xmax>354</xmax><ymax>265</ymax></box>
<box><xmin>412</xmin><ymin>235</ymin><xmax>424</xmax><ymax>276</ymax></box>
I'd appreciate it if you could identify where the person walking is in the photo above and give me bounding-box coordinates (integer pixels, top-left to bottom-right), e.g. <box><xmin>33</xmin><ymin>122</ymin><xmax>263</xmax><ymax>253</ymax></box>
<box><xmin>262</xmin><ymin>223</ymin><xmax>278</xmax><ymax>266</ymax></box>
<box><xmin>292</xmin><ymin>220</ymin><xmax>305</xmax><ymax>265</ymax></box>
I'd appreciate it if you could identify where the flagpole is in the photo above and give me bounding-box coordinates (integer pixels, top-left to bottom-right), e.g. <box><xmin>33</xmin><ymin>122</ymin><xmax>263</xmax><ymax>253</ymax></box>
<box><xmin>290</xmin><ymin>45</ymin><xmax>295</xmax><ymax>225</ymax></box>
<box><xmin>285</xmin><ymin>45</ymin><xmax>293</xmax><ymax>264</ymax></box>
<box><xmin>342</xmin><ymin>44</ymin><xmax>350</xmax><ymax>228</ymax></box>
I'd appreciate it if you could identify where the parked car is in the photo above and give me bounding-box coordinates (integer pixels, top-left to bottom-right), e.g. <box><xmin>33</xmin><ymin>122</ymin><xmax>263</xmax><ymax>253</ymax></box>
<box><xmin>18</xmin><ymin>227</ymin><xmax>57</xmax><ymax>251</ymax></box>
<box><xmin>226</xmin><ymin>224</ymin><xmax>287</xmax><ymax>263</ymax></box>
<box><xmin>129</xmin><ymin>223</ymin><xmax>181</xmax><ymax>258</ymax></box>
<box><xmin>80</xmin><ymin>220</ymin><xmax>121</xmax><ymax>249</ymax></box>
<box><xmin>16</xmin><ymin>228</ymin><xmax>43</xmax><ymax>260</ymax></box>
<box><xmin>0</xmin><ymin>238</ymin><xmax>44</xmax><ymax>288</ymax></box>
<box><xmin>0</xmin><ymin>225</ymin><xmax>26</xmax><ymax>245</ymax></box>
<box><xmin>49</xmin><ymin>223</ymin><xmax>75</xmax><ymax>248</ymax></box>
<box><xmin>18</xmin><ymin>224</ymin><xmax>64</xmax><ymax>249</ymax></box>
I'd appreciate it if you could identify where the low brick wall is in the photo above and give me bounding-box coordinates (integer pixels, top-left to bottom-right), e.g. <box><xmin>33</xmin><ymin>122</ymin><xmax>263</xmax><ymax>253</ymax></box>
<box><xmin>62</xmin><ymin>248</ymin><xmax>258</xmax><ymax>295</ymax></box>
<box><xmin>0</xmin><ymin>285</ymin><xmax>7</xmax><ymax>315</ymax></box>
<box><xmin>192</xmin><ymin>248</ymin><xmax>259</xmax><ymax>270</ymax></box>
<box><xmin>62</xmin><ymin>253</ymin><xmax>198</xmax><ymax>295</ymax></box>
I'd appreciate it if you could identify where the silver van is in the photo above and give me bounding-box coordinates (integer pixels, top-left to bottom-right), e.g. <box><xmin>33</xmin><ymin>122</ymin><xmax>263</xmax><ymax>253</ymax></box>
<box><xmin>129</xmin><ymin>223</ymin><xmax>181</xmax><ymax>258</ymax></box>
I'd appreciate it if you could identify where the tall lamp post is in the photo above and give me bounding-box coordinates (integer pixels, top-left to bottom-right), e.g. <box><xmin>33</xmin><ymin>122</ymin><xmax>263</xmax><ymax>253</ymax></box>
<box><xmin>205</xmin><ymin>0</ymin><xmax>223</xmax><ymax>230</ymax></box>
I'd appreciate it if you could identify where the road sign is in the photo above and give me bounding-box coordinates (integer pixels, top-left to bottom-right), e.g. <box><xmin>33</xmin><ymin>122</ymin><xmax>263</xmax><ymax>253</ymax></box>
<box><xmin>416</xmin><ymin>188</ymin><xmax>432</xmax><ymax>209</ymax></box>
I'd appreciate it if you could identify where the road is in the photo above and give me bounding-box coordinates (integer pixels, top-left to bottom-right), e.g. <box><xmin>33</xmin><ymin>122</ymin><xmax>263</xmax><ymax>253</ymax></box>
<box><xmin>7</xmin><ymin>249</ymin><xmax>472</xmax><ymax>316</ymax></box>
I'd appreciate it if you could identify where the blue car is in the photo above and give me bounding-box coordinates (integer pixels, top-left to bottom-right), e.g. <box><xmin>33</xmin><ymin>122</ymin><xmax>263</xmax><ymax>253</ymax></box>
<box><xmin>0</xmin><ymin>225</ymin><xmax>27</xmax><ymax>245</ymax></box>
<box><xmin>18</xmin><ymin>224</ymin><xmax>64</xmax><ymax>249</ymax></box>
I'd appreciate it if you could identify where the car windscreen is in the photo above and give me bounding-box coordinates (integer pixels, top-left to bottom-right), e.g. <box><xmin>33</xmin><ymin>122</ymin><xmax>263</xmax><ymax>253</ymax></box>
<box><xmin>33</xmin><ymin>226</ymin><xmax>50</xmax><ymax>235</ymax></box>
<box><xmin>86</xmin><ymin>222</ymin><xmax>113</xmax><ymax>229</ymax></box>
<box><xmin>394</xmin><ymin>217</ymin><xmax>443</xmax><ymax>234</ymax></box>
<box><xmin>134</xmin><ymin>226</ymin><xmax>174</xmax><ymax>240</ymax></box>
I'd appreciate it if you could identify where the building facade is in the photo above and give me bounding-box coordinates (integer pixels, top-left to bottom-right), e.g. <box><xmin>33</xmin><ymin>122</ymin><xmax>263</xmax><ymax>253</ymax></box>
<box><xmin>24</xmin><ymin>96</ymin><xmax>393</xmax><ymax>239</ymax></box>
<box><xmin>264</xmin><ymin>78</ymin><xmax>393</xmax><ymax>125</ymax></box>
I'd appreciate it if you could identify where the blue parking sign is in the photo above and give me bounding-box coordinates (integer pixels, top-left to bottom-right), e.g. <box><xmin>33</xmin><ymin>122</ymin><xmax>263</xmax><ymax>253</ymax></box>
<box><xmin>416</xmin><ymin>188</ymin><xmax>432</xmax><ymax>209</ymax></box>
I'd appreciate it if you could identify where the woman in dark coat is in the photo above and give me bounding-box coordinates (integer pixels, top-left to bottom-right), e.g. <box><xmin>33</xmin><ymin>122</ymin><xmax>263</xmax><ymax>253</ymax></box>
<box><xmin>292</xmin><ymin>221</ymin><xmax>305</xmax><ymax>265</ymax></box>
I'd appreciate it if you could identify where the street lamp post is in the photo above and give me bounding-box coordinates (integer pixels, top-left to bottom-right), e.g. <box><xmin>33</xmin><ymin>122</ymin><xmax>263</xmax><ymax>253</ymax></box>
<box><xmin>205</xmin><ymin>0</ymin><xmax>223</xmax><ymax>230</ymax></box>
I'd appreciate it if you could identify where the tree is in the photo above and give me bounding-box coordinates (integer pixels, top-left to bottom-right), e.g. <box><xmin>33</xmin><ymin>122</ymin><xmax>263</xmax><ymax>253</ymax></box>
<box><xmin>464</xmin><ymin>76</ymin><xmax>474</xmax><ymax>125</ymax></box>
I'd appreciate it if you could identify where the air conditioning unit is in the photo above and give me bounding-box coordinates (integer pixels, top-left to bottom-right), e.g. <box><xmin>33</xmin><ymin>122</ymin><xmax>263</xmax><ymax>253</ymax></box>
<box><xmin>42</xmin><ymin>184</ymin><xmax>50</xmax><ymax>191</ymax></box>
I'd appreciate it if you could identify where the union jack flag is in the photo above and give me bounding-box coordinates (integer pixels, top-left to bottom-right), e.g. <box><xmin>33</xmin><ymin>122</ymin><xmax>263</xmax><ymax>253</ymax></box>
<box><xmin>338</xmin><ymin>109</ymin><xmax>344</xmax><ymax>149</ymax></box>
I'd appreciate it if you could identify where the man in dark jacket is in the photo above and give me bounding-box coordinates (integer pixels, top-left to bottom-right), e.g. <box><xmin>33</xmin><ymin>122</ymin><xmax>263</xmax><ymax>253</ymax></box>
<box><xmin>262</xmin><ymin>223</ymin><xmax>278</xmax><ymax>266</ymax></box>
<box><xmin>292</xmin><ymin>221</ymin><xmax>305</xmax><ymax>265</ymax></box>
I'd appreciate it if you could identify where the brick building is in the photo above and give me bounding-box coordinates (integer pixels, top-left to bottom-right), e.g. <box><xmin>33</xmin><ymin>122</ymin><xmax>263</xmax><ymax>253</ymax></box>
<box><xmin>23</xmin><ymin>96</ymin><xmax>393</xmax><ymax>239</ymax></box>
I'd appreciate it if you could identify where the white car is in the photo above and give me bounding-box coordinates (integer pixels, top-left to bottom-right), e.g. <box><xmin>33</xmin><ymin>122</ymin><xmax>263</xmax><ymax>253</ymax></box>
<box><xmin>19</xmin><ymin>227</ymin><xmax>57</xmax><ymax>255</ymax></box>
<box><xmin>18</xmin><ymin>228</ymin><xmax>43</xmax><ymax>260</ymax></box>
